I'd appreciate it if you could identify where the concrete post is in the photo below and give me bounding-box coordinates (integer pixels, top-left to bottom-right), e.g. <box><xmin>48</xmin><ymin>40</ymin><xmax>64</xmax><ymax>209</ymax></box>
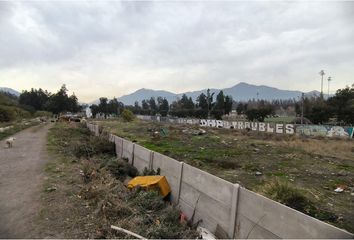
<box><xmin>131</xmin><ymin>143</ymin><xmax>135</xmax><ymax>166</ymax></box>
<box><xmin>149</xmin><ymin>151</ymin><xmax>154</xmax><ymax>170</ymax></box>
<box><xmin>228</xmin><ymin>183</ymin><xmax>240</xmax><ymax>238</ymax></box>
<box><xmin>176</xmin><ymin>162</ymin><xmax>184</xmax><ymax>205</ymax></box>
<box><xmin>120</xmin><ymin>139</ymin><xmax>123</xmax><ymax>159</ymax></box>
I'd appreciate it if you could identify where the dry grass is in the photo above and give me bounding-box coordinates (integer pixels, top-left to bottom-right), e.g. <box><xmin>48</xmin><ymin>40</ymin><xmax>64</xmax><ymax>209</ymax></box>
<box><xmin>35</xmin><ymin>122</ymin><xmax>198</xmax><ymax>239</ymax></box>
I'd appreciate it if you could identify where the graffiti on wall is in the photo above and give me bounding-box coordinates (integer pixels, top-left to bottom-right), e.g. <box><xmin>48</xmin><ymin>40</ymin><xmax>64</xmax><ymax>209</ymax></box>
<box><xmin>199</xmin><ymin>119</ymin><xmax>295</xmax><ymax>134</ymax></box>
<box><xmin>296</xmin><ymin>125</ymin><xmax>354</xmax><ymax>138</ymax></box>
<box><xmin>137</xmin><ymin>115</ymin><xmax>353</xmax><ymax>138</ymax></box>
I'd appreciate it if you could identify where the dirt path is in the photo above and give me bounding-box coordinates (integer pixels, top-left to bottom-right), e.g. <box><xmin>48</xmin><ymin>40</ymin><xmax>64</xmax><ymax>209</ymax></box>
<box><xmin>0</xmin><ymin>123</ymin><xmax>52</xmax><ymax>238</ymax></box>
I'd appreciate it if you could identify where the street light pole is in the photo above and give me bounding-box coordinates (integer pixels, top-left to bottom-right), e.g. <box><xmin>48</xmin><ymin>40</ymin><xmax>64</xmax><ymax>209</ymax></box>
<box><xmin>301</xmin><ymin>93</ymin><xmax>304</xmax><ymax>125</ymax></box>
<box><xmin>319</xmin><ymin>70</ymin><xmax>325</xmax><ymax>97</ymax></box>
<box><xmin>327</xmin><ymin>76</ymin><xmax>332</xmax><ymax>99</ymax></box>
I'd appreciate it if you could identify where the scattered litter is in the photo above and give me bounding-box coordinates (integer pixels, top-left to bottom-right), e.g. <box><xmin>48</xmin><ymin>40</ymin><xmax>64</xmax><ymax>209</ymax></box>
<box><xmin>253</xmin><ymin>148</ymin><xmax>260</xmax><ymax>152</ymax></box>
<box><xmin>197</xmin><ymin>227</ymin><xmax>216</xmax><ymax>239</ymax></box>
<box><xmin>127</xmin><ymin>176</ymin><xmax>171</xmax><ymax>198</ymax></box>
<box><xmin>334</xmin><ymin>187</ymin><xmax>344</xmax><ymax>193</ymax></box>
<box><xmin>198</xmin><ymin>129</ymin><xmax>206</xmax><ymax>135</ymax></box>
<box><xmin>199</xmin><ymin>147</ymin><xmax>205</xmax><ymax>150</ymax></box>
<box><xmin>255</xmin><ymin>171</ymin><xmax>263</xmax><ymax>176</ymax></box>
<box><xmin>45</xmin><ymin>186</ymin><xmax>57</xmax><ymax>192</ymax></box>
<box><xmin>111</xmin><ymin>225</ymin><xmax>145</xmax><ymax>239</ymax></box>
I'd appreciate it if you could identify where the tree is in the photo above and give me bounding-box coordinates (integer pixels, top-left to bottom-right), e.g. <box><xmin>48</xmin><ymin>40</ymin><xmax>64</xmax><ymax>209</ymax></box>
<box><xmin>121</xmin><ymin>109</ymin><xmax>135</xmax><ymax>122</ymax></box>
<box><xmin>224</xmin><ymin>96</ymin><xmax>233</xmax><ymax>115</ymax></box>
<box><xmin>196</xmin><ymin>93</ymin><xmax>208</xmax><ymax>118</ymax></box>
<box><xmin>245</xmin><ymin>107</ymin><xmax>273</xmax><ymax>122</ymax></box>
<box><xmin>149</xmin><ymin>97</ymin><xmax>157</xmax><ymax>115</ymax></box>
<box><xmin>159</xmin><ymin>98</ymin><xmax>169</xmax><ymax>116</ymax></box>
<box><xmin>98</xmin><ymin>97</ymin><xmax>108</xmax><ymax>117</ymax></box>
<box><xmin>90</xmin><ymin>104</ymin><xmax>99</xmax><ymax>117</ymax></box>
<box><xmin>44</xmin><ymin>85</ymin><xmax>79</xmax><ymax>114</ymax></box>
<box><xmin>206</xmin><ymin>89</ymin><xmax>215</xmax><ymax>118</ymax></box>
<box><xmin>19</xmin><ymin>88</ymin><xmax>49</xmax><ymax>111</ymax></box>
<box><xmin>327</xmin><ymin>84</ymin><xmax>354</xmax><ymax>124</ymax></box>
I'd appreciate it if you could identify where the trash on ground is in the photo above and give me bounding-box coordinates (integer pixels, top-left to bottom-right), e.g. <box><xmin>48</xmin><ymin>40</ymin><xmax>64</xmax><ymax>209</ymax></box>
<box><xmin>127</xmin><ymin>175</ymin><xmax>171</xmax><ymax>198</ymax></box>
<box><xmin>45</xmin><ymin>186</ymin><xmax>57</xmax><ymax>192</ymax></box>
<box><xmin>111</xmin><ymin>225</ymin><xmax>145</xmax><ymax>239</ymax></box>
<box><xmin>334</xmin><ymin>187</ymin><xmax>344</xmax><ymax>193</ymax></box>
<box><xmin>255</xmin><ymin>171</ymin><xmax>263</xmax><ymax>176</ymax></box>
<box><xmin>197</xmin><ymin>227</ymin><xmax>216</xmax><ymax>239</ymax></box>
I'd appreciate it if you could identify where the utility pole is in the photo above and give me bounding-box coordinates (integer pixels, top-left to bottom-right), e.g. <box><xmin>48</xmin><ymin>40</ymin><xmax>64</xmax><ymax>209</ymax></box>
<box><xmin>301</xmin><ymin>93</ymin><xmax>304</xmax><ymax>125</ymax></box>
<box><xmin>319</xmin><ymin>70</ymin><xmax>325</xmax><ymax>97</ymax></box>
<box><xmin>327</xmin><ymin>76</ymin><xmax>332</xmax><ymax>99</ymax></box>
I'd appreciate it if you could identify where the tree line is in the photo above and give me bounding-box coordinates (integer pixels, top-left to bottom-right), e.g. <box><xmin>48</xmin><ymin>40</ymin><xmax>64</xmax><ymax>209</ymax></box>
<box><xmin>89</xmin><ymin>84</ymin><xmax>354</xmax><ymax>125</ymax></box>
<box><xmin>129</xmin><ymin>90</ymin><xmax>233</xmax><ymax>119</ymax></box>
<box><xmin>18</xmin><ymin>85</ymin><xmax>81</xmax><ymax>114</ymax></box>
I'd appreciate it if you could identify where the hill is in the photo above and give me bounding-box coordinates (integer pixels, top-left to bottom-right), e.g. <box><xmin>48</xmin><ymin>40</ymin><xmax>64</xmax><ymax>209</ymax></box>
<box><xmin>0</xmin><ymin>87</ymin><xmax>21</xmax><ymax>97</ymax></box>
<box><xmin>115</xmin><ymin>82</ymin><xmax>320</xmax><ymax>105</ymax></box>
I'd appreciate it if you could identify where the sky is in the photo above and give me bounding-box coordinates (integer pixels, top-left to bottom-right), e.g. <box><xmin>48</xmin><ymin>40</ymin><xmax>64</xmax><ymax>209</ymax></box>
<box><xmin>0</xmin><ymin>1</ymin><xmax>353</xmax><ymax>102</ymax></box>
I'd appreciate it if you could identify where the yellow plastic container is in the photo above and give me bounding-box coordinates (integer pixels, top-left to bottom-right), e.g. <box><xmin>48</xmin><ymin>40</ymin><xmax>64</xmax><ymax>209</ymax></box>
<box><xmin>127</xmin><ymin>176</ymin><xmax>171</xmax><ymax>198</ymax></box>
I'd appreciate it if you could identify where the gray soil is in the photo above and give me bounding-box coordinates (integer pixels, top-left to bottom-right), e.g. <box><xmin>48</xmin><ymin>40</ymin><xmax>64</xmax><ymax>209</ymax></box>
<box><xmin>0</xmin><ymin>123</ymin><xmax>51</xmax><ymax>238</ymax></box>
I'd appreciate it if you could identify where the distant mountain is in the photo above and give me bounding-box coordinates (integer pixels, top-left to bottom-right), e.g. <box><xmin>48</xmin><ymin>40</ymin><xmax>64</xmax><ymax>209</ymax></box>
<box><xmin>118</xmin><ymin>88</ymin><xmax>177</xmax><ymax>105</ymax></box>
<box><xmin>114</xmin><ymin>82</ymin><xmax>321</xmax><ymax>105</ymax></box>
<box><xmin>0</xmin><ymin>87</ymin><xmax>20</xmax><ymax>96</ymax></box>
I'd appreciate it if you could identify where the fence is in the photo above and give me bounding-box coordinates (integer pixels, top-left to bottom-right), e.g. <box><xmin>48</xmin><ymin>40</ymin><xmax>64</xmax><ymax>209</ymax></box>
<box><xmin>136</xmin><ymin>115</ymin><xmax>354</xmax><ymax>139</ymax></box>
<box><xmin>87</xmin><ymin>122</ymin><xmax>353</xmax><ymax>239</ymax></box>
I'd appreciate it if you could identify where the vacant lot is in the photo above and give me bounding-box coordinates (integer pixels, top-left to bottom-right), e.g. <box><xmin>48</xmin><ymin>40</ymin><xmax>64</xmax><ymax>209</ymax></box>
<box><xmin>94</xmin><ymin>118</ymin><xmax>354</xmax><ymax>233</ymax></box>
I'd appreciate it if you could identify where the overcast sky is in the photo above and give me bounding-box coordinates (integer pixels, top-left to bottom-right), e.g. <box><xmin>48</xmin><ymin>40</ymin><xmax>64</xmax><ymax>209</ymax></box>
<box><xmin>0</xmin><ymin>1</ymin><xmax>353</xmax><ymax>102</ymax></box>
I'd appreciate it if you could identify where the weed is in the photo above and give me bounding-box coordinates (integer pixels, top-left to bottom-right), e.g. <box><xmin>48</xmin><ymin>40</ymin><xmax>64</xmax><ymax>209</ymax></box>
<box><xmin>104</xmin><ymin>159</ymin><xmax>138</xmax><ymax>181</ymax></box>
<box><xmin>142</xmin><ymin>167</ymin><xmax>161</xmax><ymax>176</ymax></box>
<box><xmin>261</xmin><ymin>179</ymin><xmax>312</xmax><ymax>212</ymax></box>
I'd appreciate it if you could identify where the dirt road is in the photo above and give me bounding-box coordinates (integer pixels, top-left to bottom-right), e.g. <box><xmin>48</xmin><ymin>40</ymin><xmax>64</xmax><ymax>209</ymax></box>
<box><xmin>0</xmin><ymin>123</ymin><xmax>52</xmax><ymax>238</ymax></box>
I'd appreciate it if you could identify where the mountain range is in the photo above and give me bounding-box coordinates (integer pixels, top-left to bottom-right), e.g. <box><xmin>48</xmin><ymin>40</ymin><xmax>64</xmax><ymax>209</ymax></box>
<box><xmin>116</xmin><ymin>82</ymin><xmax>320</xmax><ymax>105</ymax></box>
<box><xmin>1</xmin><ymin>83</ymin><xmax>322</xmax><ymax>105</ymax></box>
<box><xmin>0</xmin><ymin>87</ymin><xmax>21</xmax><ymax>96</ymax></box>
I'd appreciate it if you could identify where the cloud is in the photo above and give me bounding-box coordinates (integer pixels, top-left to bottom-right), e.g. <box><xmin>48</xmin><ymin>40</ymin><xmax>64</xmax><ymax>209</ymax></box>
<box><xmin>0</xmin><ymin>1</ymin><xmax>353</xmax><ymax>102</ymax></box>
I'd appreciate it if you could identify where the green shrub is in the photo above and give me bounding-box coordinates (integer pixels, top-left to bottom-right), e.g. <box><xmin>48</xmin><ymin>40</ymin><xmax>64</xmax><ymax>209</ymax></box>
<box><xmin>121</xmin><ymin>109</ymin><xmax>135</xmax><ymax>122</ymax></box>
<box><xmin>104</xmin><ymin>159</ymin><xmax>138</xmax><ymax>181</ymax></box>
<box><xmin>262</xmin><ymin>179</ymin><xmax>312</xmax><ymax>212</ymax></box>
<box><xmin>0</xmin><ymin>106</ymin><xmax>15</xmax><ymax>122</ymax></box>
<box><xmin>34</xmin><ymin>111</ymin><xmax>52</xmax><ymax>117</ymax></box>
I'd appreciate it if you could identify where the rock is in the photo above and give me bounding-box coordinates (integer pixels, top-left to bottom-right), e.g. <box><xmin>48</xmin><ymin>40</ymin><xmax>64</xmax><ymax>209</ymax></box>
<box><xmin>255</xmin><ymin>171</ymin><xmax>263</xmax><ymax>176</ymax></box>
<box><xmin>253</xmin><ymin>148</ymin><xmax>260</xmax><ymax>152</ymax></box>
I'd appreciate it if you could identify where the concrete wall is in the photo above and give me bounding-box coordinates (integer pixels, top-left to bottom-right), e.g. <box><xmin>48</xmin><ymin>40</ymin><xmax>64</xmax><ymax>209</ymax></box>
<box><xmin>114</xmin><ymin>136</ymin><xmax>123</xmax><ymax>159</ymax></box>
<box><xmin>178</xmin><ymin>163</ymin><xmax>235</xmax><ymax>236</ymax></box>
<box><xmin>133</xmin><ymin>144</ymin><xmax>151</xmax><ymax>172</ymax></box>
<box><xmin>86</xmin><ymin>122</ymin><xmax>353</xmax><ymax>239</ymax></box>
<box><xmin>121</xmin><ymin>139</ymin><xmax>134</xmax><ymax>164</ymax></box>
<box><xmin>152</xmin><ymin>152</ymin><xmax>183</xmax><ymax>203</ymax></box>
<box><xmin>136</xmin><ymin>115</ymin><xmax>354</xmax><ymax>139</ymax></box>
